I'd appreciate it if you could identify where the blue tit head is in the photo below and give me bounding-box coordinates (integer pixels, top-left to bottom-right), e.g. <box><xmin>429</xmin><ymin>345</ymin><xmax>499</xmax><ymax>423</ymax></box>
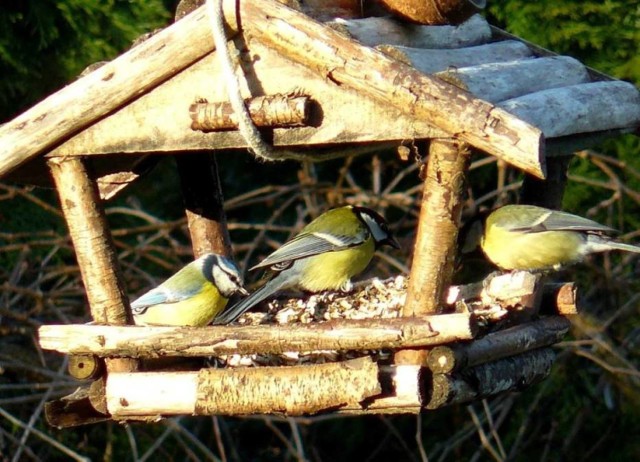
<box><xmin>352</xmin><ymin>206</ymin><xmax>400</xmax><ymax>249</ymax></box>
<box><xmin>201</xmin><ymin>254</ymin><xmax>248</xmax><ymax>297</ymax></box>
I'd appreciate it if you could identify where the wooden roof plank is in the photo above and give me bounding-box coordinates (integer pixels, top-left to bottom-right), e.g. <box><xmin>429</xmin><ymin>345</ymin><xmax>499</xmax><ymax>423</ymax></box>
<box><xmin>240</xmin><ymin>0</ymin><xmax>545</xmax><ymax>178</ymax></box>
<box><xmin>500</xmin><ymin>81</ymin><xmax>640</xmax><ymax>138</ymax></box>
<box><xmin>435</xmin><ymin>56</ymin><xmax>590</xmax><ymax>104</ymax></box>
<box><xmin>0</xmin><ymin>4</ymin><xmax>233</xmax><ymax>178</ymax></box>
<box><xmin>45</xmin><ymin>43</ymin><xmax>447</xmax><ymax>158</ymax></box>
<box><xmin>381</xmin><ymin>40</ymin><xmax>533</xmax><ymax>74</ymax></box>
<box><xmin>329</xmin><ymin>13</ymin><xmax>491</xmax><ymax>49</ymax></box>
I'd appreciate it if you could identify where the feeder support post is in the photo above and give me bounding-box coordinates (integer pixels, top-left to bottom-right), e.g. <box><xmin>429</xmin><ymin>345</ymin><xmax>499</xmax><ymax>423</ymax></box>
<box><xmin>176</xmin><ymin>152</ymin><xmax>233</xmax><ymax>258</ymax></box>
<box><xmin>397</xmin><ymin>138</ymin><xmax>471</xmax><ymax>365</ymax></box>
<box><xmin>48</xmin><ymin>156</ymin><xmax>137</xmax><ymax>374</ymax></box>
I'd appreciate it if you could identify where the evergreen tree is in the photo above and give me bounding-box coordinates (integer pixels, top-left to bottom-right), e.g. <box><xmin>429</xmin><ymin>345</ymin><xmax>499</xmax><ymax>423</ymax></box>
<box><xmin>0</xmin><ymin>0</ymin><xmax>171</xmax><ymax>120</ymax></box>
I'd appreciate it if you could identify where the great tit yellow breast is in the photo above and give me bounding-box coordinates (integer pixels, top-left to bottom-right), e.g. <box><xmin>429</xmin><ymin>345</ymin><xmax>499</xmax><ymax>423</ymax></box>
<box><xmin>482</xmin><ymin>224</ymin><xmax>585</xmax><ymax>271</ymax></box>
<box><xmin>297</xmin><ymin>237</ymin><xmax>375</xmax><ymax>292</ymax></box>
<box><xmin>134</xmin><ymin>282</ymin><xmax>227</xmax><ymax>327</ymax></box>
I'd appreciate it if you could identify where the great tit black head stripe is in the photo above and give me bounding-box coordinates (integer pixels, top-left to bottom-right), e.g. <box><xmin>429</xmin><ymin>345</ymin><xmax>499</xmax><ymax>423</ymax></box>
<box><xmin>353</xmin><ymin>206</ymin><xmax>397</xmax><ymax>247</ymax></box>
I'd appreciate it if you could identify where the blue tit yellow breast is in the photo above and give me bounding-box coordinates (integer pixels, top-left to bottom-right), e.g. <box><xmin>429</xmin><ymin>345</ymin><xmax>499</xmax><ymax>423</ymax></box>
<box><xmin>133</xmin><ymin>282</ymin><xmax>227</xmax><ymax>327</ymax></box>
<box><xmin>482</xmin><ymin>225</ymin><xmax>585</xmax><ymax>270</ymax></box>
<box><xmin>296</xmin><ymin>237</ymin><xmax>375</xmax><ymax>292</ymax></box>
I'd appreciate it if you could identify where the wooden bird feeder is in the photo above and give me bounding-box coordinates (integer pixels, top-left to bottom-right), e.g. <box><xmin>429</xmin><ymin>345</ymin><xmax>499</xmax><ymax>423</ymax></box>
<box><xmin>1</xmin><ymin>0</ymin><xmax>639</xmax><ymax>427</ymax></box>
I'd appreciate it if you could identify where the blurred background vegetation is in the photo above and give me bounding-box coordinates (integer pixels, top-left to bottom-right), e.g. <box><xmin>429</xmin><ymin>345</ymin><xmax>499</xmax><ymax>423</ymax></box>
<box><xmin>0</xmin><ymin>0</ymin><xmax>639</xmax><ymax>460</ymax></box>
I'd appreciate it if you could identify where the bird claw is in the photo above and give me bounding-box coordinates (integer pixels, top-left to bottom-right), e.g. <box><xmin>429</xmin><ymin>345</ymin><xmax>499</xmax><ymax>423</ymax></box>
<box><xmin>340</xmin><ymin>280</ymin><xmax>354</xmax><ymax>293</ymax></box>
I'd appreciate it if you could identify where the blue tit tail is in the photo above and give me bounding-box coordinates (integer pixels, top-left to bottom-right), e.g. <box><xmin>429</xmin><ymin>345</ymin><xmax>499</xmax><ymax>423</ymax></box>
<box><xmin>213</xmin><ymin>274</ymin><xmax>288</xmax><ymax>325</ymax></box>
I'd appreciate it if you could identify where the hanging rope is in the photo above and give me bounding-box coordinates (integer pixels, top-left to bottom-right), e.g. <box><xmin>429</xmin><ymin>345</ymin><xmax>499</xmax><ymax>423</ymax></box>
<box><xmin>207</xmin><ymin>0</ymin><xmax>307</xmax><ymax>162</ymax></box>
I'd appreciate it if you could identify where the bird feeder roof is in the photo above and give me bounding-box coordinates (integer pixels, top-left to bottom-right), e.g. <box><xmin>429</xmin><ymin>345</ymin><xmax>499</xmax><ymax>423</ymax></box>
<box><xmin>1</xmin><ymin>0</ymin><xmax>639</xmax><ymax>195</ymax></box>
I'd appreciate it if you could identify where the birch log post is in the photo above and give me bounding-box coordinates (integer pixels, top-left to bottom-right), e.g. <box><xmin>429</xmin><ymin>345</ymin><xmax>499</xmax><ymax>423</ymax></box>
<box><xmin>47</xmin><ymin>157</ymin><xmax>137</xmax><ymax>374</ymax></box>
<box><xmin>519</xmin><ymin>155</ymin><xmax>572</xmax><ymax>209</ymax></box>
<box><xmin>48</xmin><ymin>158</ymin><xmax>131</xmax><ymax>325</ymax></box>
<box><xmin>239</xmin><ymin>0</ymin><xmax>545</xmax><ymax>178</ymax></box>
<box><xmin>425</xmin><ymin>316</ymin><xmax>571</xmax><ymax>374</ymax></box>
<box><xmin>397</xmin><ymin>139</ymin><xmax>471</xmax><ymax>365</ymax></box>
<box><xmin>189</xmin><ymin>94</ymin><xmax>311</xmax><ymax>131</ymax></box>
<box><xmin>38</xmin><ymin>313</ymin><xmax>477</xmax><ymax>357</ymax></box>
<box><xmin>175</xmin><ymin>152</ymin><xmax>232</xmax><ymax>258</ymax></box>
<box><xmin>106</xmin><ymin>357</ymin><xmax>381</xmax><ymax>416</ymax></box>
<box><xmin>168</xmin><ymin>0</ymin><xmax>232</xmax><ymax>259</ymax></box>
<box><xmin>425</xmin><ymin>348</ymin><xmax>556</xmax><ymax>409</ymax></box>
<box><xmin>378</xmin><ymin>0</ymin><xmax>484</xmax><ymax>25</ymax></box>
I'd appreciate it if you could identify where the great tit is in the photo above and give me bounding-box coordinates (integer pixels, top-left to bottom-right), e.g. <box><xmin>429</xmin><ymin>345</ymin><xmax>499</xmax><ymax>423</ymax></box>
<box><xmin>478</xmin><ymin>204</ymin><xmax>640</xmax><ymax>271</ymax></box>
<box><xmin>214</xmin><ymin>205</ymin><xmax>399</xmax><ymax>324</ymax></box>
<box><xmin>131</xmin><ymin>253</ymin><xmax>248</xmax><ymax>326</ymax></box>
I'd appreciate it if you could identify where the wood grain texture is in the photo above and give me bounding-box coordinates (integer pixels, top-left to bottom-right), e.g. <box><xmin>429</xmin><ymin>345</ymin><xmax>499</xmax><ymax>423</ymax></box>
<box><xmin>426</xmin><ymin>316</ymin><xmax>571</xmax><ymax>374</ymax></box>
<box><xmin>383</xmin><ymin>40</ymin><xmax>533</xmax><ymax>74</ymax></box>
<box><xmin>175</xmin><ymin>152</ymin><xmax>232</xmax><ymax>258</ymax></box>
<box><xmin>425</xmin><ymin>348</ymin><xmax>555</xmax><ymax>409</ymax></box>
<box><xmin>37</xmin><ymin>313</ymin><xmax>477</xmax><ymax>357</ymax></box>
<box><xmin>45</xmin><ymin>40</ymin><xmax>446</xmax><ymax>157</ymax></box>
<box><xmin>106</xmin><ymin>357</ymin><xmax>380</xmax><ymax>416</ymax></box>
<box><xmin>403</xmin><ymin>140</ymin><xmax>471</xmax><ymax>316</ymax></box>
<box><xmin>47</xmin><ymin>157</ymin><xmax>131</xmax><ymax>325</ymax></box>
<box><xmin>500</xmin><ymin>81</ymin><xmax>640</xmax><ymax>138</ymax></box>
<box><xmin>48</xmin><ymin>157</ymin><xmax>139</xmax><ymax>375</ymax></box>
<box><xmin>436</xmin><ymin>56</ymin><xmax>589</xmax><ymax>103</ymax></box>
<box><xmin>195</xmin><ymin>357</ymin><xmax>380</xmax><ymax>415</ymax></box>
<box><xmin>397</xmin><ymin>139</ymin><xmax>470</xmax><ymax>366</ymax></box>
<box><xmin>240</xmin><ymin>0</ymin><xmax>545</xmax><ymax>177</ymax></box>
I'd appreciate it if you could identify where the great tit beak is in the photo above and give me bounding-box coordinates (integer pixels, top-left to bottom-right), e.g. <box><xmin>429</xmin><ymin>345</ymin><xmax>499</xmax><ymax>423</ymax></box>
<box><xmin>386</xmin><ymin>235</ymin><xmax>401</xmax><ymax>249</ymax></box>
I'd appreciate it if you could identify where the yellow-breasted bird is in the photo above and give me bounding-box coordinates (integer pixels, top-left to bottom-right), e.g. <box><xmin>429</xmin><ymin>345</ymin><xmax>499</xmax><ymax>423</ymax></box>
<box><xmin>214</xmin><ymin>205</ymin><xmax>399</xmax><ymax>324</ymax></box>
<box><xmin>477</xmin><ymin>204</ymin><xmax>640</xmax><ymax>271</ymax></box>
<box><xmin>131</xmin><ymin>253</ymin><xmax>248</xmax><ymax>326</ymax></box>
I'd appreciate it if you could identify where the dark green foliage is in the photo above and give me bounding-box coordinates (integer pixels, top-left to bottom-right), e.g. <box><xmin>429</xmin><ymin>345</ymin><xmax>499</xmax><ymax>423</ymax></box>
<box><xmin>488</xmin><ymin>0</ymin><xmax>640</xmax><ymax>84</ymax></box>
<box><xmin>0</xmin><ymin>0</ymin><xmax>171</xmax><ymax>121</ymax></box>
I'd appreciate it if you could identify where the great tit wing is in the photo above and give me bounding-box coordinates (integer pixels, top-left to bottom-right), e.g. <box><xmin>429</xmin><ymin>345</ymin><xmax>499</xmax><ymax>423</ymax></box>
<box><xmin>509</xmin><ymin>210</ymin><xmax>616</xmax><ymax>234</ymax></box>
<box><xmin>250</xmin><ymin>230</ymin><xmax>367</xmax><ymax>271</ymax></box>
<box><xmin>214</xmin><ymin>272</ymin><xmax>289</xmax><ymax>324</ymax></box>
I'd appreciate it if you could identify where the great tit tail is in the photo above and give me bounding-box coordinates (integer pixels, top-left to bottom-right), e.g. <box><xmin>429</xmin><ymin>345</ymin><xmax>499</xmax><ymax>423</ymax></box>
<box><xmin>603</xmin><ymin>241</ymin><xmax>640</xmax><ymax>254</ymax></box>
<box><xmin>586</xmin><ymin>235</ymin><xmax>640</xmax><ymax>255</ymax></box>
<box><xmin>212</xmin><ymin>275</ymin><xmax>287</xmax><ymax>325</ymax></box>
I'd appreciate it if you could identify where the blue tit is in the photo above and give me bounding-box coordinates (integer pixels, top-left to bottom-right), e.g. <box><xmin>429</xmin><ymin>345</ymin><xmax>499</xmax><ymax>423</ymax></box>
<box><xmin>479</xmin><ymin>204</ymin><xmax>640</xmax><ymax>271</ymax></box>
<box><xmin>131</xmin><ymin>253</ymin><xmax>248</xmax><ymax>326</ymax></box>
<box><xmin>214</xmin><ymin>205</ymin><xmax>399</xmax><ymax>324</ymax></box>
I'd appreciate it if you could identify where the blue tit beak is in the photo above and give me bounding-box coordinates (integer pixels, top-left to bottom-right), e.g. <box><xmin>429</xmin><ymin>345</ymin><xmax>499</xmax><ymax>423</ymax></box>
<box><xmin>238</xmin><ymin>286</ymin><xmax>250</xmax><ymax>297</ymax></box>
